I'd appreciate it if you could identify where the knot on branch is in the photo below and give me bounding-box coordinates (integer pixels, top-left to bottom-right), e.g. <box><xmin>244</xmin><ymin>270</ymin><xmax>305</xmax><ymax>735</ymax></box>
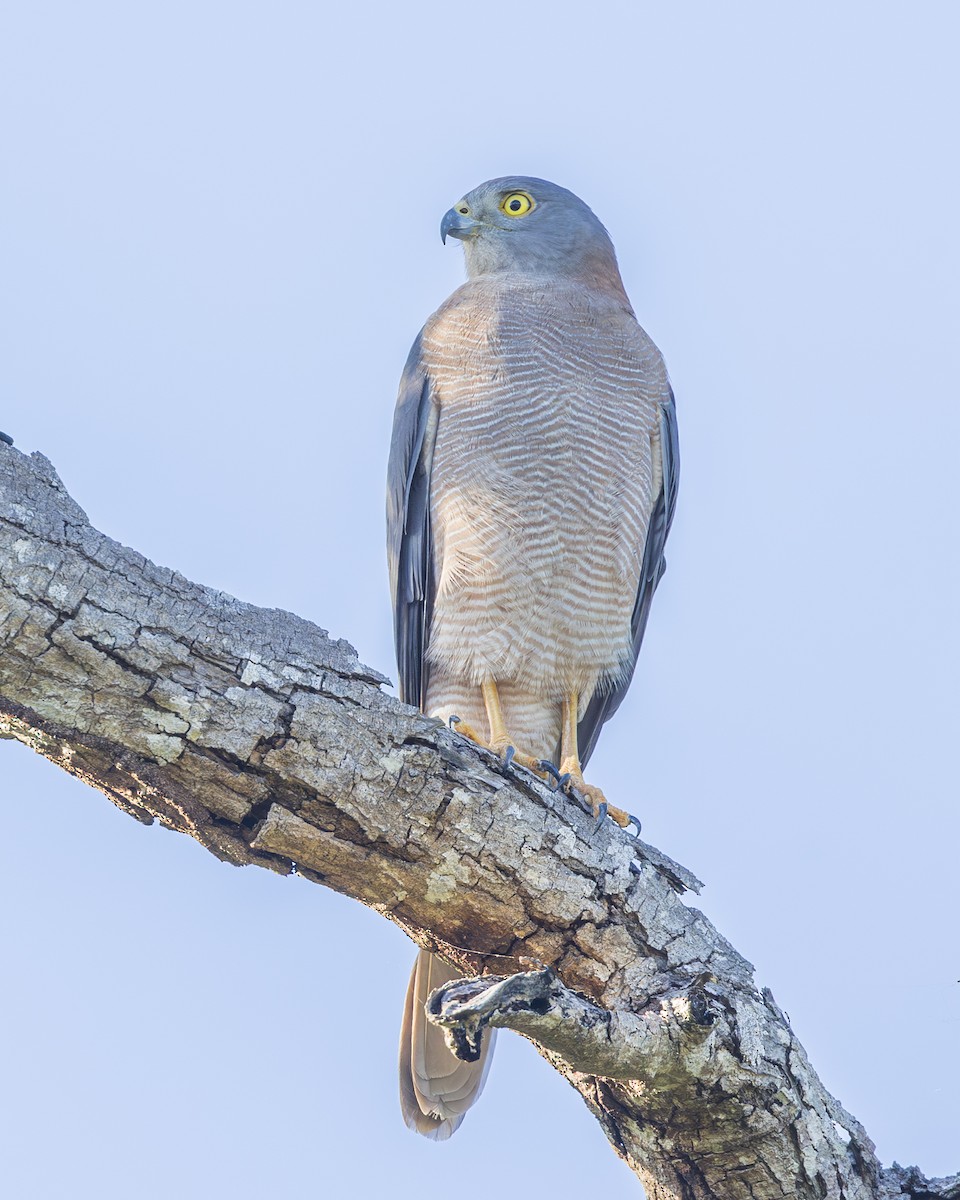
<box><xmin>684</xmin><ymin>970</ymin><xmax>719</xmax><ymax>1029</ymax></box>
<box><xmin>427</xmin><ymin>967</ymin><xmax>557</xmax><ymax>1062</ymax></box>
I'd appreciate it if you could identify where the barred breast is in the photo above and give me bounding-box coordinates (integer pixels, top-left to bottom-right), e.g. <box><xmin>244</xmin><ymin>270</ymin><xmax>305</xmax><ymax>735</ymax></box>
<box><xmin>422</xmin><ymin>276</ymin><xmax>667</xmax><ymax>760</ymax></box>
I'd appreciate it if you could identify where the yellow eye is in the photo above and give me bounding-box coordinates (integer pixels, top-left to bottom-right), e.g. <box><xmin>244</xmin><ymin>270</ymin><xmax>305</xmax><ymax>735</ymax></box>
<box><xmin>500</xmin><ymin>191</ymin><xmax>535</xmax><ymax>217</ymax></box>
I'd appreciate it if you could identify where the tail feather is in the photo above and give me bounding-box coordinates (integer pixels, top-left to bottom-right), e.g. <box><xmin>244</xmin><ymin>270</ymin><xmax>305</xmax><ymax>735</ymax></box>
<box><xmin>398</xmin><ymin>950</ymin><xmax>496</xmax><ymax>1139</ymax></box>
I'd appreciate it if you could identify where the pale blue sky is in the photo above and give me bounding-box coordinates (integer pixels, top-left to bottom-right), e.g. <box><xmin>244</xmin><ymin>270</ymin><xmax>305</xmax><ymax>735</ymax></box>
<box><xmin>1</xmin><ymin>3</ymin><xmax>958</xmax><ymax>1196</ymax></box>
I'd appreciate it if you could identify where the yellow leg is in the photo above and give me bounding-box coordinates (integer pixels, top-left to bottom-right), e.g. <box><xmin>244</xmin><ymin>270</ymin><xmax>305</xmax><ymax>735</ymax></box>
<box><xmin>482</xmin><ymin>679</ymin><xmax>512</xmax><ymax>750</ymax></box>
<box><xmin>449</xmin><ymin>679</ymin><xmax>544</xmax><ymax>774</ymax></box>
<box><xmin>558</xmin><ymin>691</ymin><xmax>636</xmax><ymax>830</ymax></box>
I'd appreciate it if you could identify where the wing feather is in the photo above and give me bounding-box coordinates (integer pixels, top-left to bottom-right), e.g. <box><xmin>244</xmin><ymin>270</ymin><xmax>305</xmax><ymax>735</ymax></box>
<box><xmin>577</xmin><ymin>384</ymin><xmax>679</xmax><ymax>766</ymax></box>
<box><xmin>386</xmin><ymin>334</ymin><xmax>438</xmax><ymax>710</ymax></box>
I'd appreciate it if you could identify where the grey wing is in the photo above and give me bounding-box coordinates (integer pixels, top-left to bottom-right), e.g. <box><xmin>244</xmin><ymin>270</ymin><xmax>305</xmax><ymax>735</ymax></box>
<box><xmin>578</xmin><ymin>385</ymin><xmax>680</xmax><ymax>767</ymax></box>
<box><xmin>386</xmin><ymin>333</ymin><xmax>438</xmax><ymax>711</ymax></box>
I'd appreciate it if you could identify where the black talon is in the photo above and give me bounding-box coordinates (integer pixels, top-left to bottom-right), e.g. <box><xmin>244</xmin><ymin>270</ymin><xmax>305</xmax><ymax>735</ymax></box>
<box><xmin>448</xmin><ymin>715</ymin><xmax>462</xmax><ymax>730</ymax></box>
<box><xmin>0</xmin><ymin>432</ymin><xmax>13</xmax><ymax>447</ymax></box>
<box><xmin>537</xmin><ymin>760</ymin><xmax>564</xmax><ymax>788</ymax></box>
<box><xmin>503</xmin><ymin>745</ymin><xmax>516</xmax><ymax>768</ymax></box>
<box><xmin>570</xmin><ymin>788</ymin><xmax>593</xmax><ymax>815</ymax></box>
<box><xmin>626</xmin><ymin>813</ymin><xmax>642</xmax><ymax>835</ymax></box>
<box><xmin>593</xmin><ymin>801</ymin><xmax>608</xmax><ymax>833</ymax></box>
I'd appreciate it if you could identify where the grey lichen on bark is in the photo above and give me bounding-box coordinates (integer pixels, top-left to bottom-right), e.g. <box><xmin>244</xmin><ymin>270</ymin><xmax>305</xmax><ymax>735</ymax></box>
<box><xmin>0</xmin><ymin>441</ymin><xmax>955</xmax><ymax>1200</ymax></box>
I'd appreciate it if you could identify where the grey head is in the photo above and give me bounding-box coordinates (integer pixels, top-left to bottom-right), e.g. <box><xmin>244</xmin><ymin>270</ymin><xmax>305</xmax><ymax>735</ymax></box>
<box><xmin>440</xmin><ymin>176</ymin><xmax>626</xmax><ymax>292</ymax></box>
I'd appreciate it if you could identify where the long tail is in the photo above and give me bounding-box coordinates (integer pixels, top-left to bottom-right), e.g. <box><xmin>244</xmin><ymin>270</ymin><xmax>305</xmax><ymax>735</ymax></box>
<box><xmin>398</xmin><ymin>950</ymin><xmax>497</xmax><ymax>1139</ymax></box>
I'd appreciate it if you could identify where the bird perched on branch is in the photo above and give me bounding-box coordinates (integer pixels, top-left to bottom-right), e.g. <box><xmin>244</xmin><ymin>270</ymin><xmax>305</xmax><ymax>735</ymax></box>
<box><xmin>387</xmin><ymin>176</ymin><xmax>679</xmax><ymax>1139</ymax></box>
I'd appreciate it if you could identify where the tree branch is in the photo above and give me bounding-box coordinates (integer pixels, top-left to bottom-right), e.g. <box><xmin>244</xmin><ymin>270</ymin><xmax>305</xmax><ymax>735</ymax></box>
<box><xmin>0</xmin><ymin>442</ymin><xmax>954</xmax><ymax>1199</ymax></box>
<box><xmin>426</xmin><ymin>963</ymin><xmax>718</xmax><ymax>1077</ymax></box>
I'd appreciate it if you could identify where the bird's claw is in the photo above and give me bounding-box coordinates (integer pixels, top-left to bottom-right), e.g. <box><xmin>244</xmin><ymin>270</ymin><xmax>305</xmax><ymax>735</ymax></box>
<box><xmin>537</xmin><ymin>760</ymin><xmax>567</xmax><ymax>789</ymax></box>
<box><xmin>554</xmin><ymin>771</ymin><xmax>594</xmax><ymax>814</ymax></box>
<box><xmin>0</xmin><ymin>432</ymin><xmax>13</xmax><ymax>447</ymax></box>
<box><xmin>447</xmin><ymin>717</ymin><xmax>540</xmax><ymax>777</ymax></box>
<box><xmin>557</xmin><ymin>770</ymin><xmax>636</xmax><ymax>834</ymax></box>
<box><xmin>568</xmin><ymin>786</ymin><xmax>594</xmax><ymax>815</ymax></box>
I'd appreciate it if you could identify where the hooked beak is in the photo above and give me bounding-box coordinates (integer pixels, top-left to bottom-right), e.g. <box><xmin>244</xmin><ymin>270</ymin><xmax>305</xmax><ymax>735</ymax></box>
<box><xmin>440</xmin><ymin>207</ymin><xmax>481</xmax><ymax>244</ymax></box>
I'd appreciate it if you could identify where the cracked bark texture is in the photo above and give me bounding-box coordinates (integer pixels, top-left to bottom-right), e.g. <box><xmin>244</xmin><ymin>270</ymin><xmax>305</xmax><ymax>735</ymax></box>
<box><xmin>0</xmin><ymin>443</ymin><xmax>955</xmax><ymax>1200</ymax></box>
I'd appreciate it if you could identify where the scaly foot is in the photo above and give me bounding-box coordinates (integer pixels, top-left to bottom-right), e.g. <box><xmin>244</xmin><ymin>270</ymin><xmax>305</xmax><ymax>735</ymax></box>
<box><xmin>557</xmin><ymin>756</ymin><xmax>640</xmax><ymax>834</ymax></box>
<box><xmin>448</xmin><ymin>715</ymin><xmax>545</xmax><ymax>775</ymax></box>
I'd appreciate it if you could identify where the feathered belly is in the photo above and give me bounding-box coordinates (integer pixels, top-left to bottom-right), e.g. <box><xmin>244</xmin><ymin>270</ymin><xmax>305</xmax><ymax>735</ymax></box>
<box><xmin>426</xmin><ymin>387</ymin><xmax>654</xmax><ymax>701</ymax></box>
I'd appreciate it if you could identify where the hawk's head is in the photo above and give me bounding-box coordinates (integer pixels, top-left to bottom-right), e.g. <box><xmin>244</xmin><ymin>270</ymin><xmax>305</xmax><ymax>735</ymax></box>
<box><xmin>440</xmin><ymin>176</ymin><xmax>621</xmax><ymax>286</ymax></box>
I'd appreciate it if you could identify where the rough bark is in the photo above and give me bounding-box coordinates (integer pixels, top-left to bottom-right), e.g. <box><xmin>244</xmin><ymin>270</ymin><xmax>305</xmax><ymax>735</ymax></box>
<box><xmin>0</xmin><ymin>441</ymin><xmax>955</xmax><ymax>1200</ymax></box>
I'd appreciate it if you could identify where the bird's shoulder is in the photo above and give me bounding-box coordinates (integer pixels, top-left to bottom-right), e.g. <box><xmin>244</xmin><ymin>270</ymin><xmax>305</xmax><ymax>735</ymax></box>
<box><xmin>416</xmin><ymin>277</ymin><xmax>669</xmax><ymax>402</ymax></box>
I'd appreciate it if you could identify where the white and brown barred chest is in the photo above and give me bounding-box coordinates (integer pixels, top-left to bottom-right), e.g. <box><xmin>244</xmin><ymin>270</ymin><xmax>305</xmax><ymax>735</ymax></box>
<box><xmin>421</xmin><ymin>278</ymin><xmax>665</xmax><ymax>705</ymax></box>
